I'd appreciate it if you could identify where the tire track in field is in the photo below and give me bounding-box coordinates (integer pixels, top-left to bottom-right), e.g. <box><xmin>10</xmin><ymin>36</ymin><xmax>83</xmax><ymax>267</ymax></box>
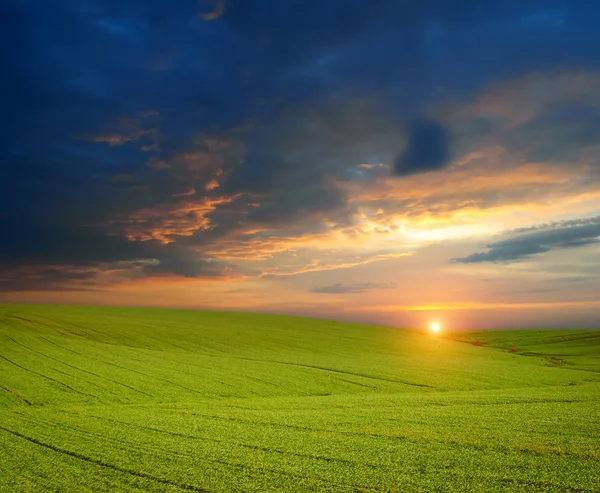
<box><xmin>41</xmin><ymin>335</ymin><xmax>163</xmax><ymax>391</ymax></box>
<box><xmin>6</xmin><ymin>335</ymin><xmax>153</xmax><ymax>398</ymax></box>
<box><xmin>118</xmin><ymin>327</ymin><xmax>190</xmax><ymax>352</ymax></box>
<box><xmin>215</xmin><ymin>355</ymin><xmax>435</xmax><ymax>389</ymax></box>
<box><xmin>40</xmin><ymin>336</ymin><xmax>213</xmax><ymax>397</ymax></box>
<box><xmin>74</xmin><ymin>413</ymin><xmax>384</xmax><ymax>470</ymax></box>
<box><xmin>166</xmin><ymin>409</ymin><xmax>429</xmax><ymax>446</ymax></box>
<box><xmin>0</xmin><ymin>425</ymin><xmax>211</xmax><ymax>492</ymax></box>
<box><xmin>120</xmin><ymin>353</ymin><xmax>240</xmax><ymax>394</ymax></box>
<box><xmin>334</xmin><ymin>377</ymin><xmax>378</xmax><ymax>389</ymax></box>
<box><xmin>41</xmin><ymin>316</ymin><xmax>147</xmax><ymax>347</ymax></box>
<box><xmin>180</xmin><ymin>411</ymin><xmax>506</xmax><ymax>453</ymax></box>
<box><xmin>5</xmin><ymin>314</ymin><xmax>57</xmax><ymax>331</ymax></box>
<box><xmin>30</xmin><ymin>316</ymin><xmax>96</xmax><ymax>340</ymax></box>
<box><xmin>0</xmin><ymin>422</ymin><xmax>376</xmax><ymax>492</ymax></box>
<box><xmin>271</xmin><ymin>361</ymin><xmax>436</xmax><ymax>388</ymax></box>
<box><xmin>0</xmin><ymin>384</ymin><xmax>32</xmax><ymax>406</ymax></box>
<box><xmin>46</xmin><ymin>333</ymin><xmax>382</xmax><ymax>394</ymax></box>
<box><xmin>187</xmin><ymin>410</ymin><xmax>600</xmax><ymax>459</ymax></box>
<box><xmin>498</xmin><ymin>477</ymin><xmax>589</xmax><ymax>492</ymax></box>
<box><xmin>126</xmin><ymin>349</ymin><xmax>319</xmax><ymax>395</ymax></box>
<box><xmin>0</xmin><ymin>353</ymin><xmax>97</xmax><ymax>399</ymax></box>
<box><xmin>118</xmin><ymin>348</ymin><xmax>323</xmax><ymax>396</ymax></box>
<box><xmin>9</xmin><ymin>411</ymin><xmax>211</xmax><ymax>464</ymax></box>
<box><xmin>39</xmin><ymin>337</ymin><xmax>201</xmax><ymax>397</ymax></box>
<box><xmin>16</xmin><ymin>411</ymin><xmax>393</xmax><ymax>490</ymax></box>
<box><xmin>5</xmin><ymin>336</ymin><xmax>120</xmax><ymax>403</ymax></box>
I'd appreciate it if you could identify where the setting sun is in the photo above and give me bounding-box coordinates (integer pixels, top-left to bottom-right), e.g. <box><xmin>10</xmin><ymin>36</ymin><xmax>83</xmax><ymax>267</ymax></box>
<box><xmin>430</xmin><ymin>322</ymin><xmax>441</xmax><ymax>333</ymax></box>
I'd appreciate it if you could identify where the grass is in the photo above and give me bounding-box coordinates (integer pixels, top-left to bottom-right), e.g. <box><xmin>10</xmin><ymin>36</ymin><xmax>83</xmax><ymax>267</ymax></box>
<box><xmin>0</xmin><ymin>304</ymin><xmax>599</xmax><ymax>492</ymax></box>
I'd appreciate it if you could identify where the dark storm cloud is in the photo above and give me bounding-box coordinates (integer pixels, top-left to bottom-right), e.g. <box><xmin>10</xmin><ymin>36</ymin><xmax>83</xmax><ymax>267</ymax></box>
<box><xmin>503</xmin><ymin>103</ymin><xmax>600</xmax><ymax>163</ymax></box>
<box><xmin>452</xmin><ymin>216</ymin><xmax>600</xmax><ymax>264</ymax></box>
<box><xmin>142</xmin><ymin>250</ymin><xmax>235</xmax><ymax>279</ymax></box>
<box><xmin>393</xmin><ymin>120</ymin><xmax>451</xmax><ymax>175</ymax></box>
<box><xmin>3</xmin><ymin>0</ymin><xmax>600</xmax><ymax>287</ymax></box>
<box><xmin>311</xmin><ymin>282</ymin><xmax>397</xmax><ymax>294</ymax></box>
<box><xmin>0</xmin><ymin>264</ymin><xmax>101</xmax><ymax>292</ymax></box>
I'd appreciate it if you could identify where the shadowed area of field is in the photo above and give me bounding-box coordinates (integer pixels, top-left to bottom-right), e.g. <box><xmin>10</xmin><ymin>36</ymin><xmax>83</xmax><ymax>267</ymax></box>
<box><xmin>1</xmin><ymin>304</ymin><xmax>599</xmax><ymax>492</ymax></box>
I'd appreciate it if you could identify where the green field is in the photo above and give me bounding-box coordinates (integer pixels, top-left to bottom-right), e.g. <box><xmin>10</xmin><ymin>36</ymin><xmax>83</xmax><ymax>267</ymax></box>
<box><xmin>1</xmin><ymin>305</ymin><xmax>599</xmax><ymax>492</ymax></box>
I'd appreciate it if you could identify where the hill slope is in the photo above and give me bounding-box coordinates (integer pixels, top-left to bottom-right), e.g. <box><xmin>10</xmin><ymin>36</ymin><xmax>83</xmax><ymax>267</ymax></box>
<box><xmin>1</xmin><ymin>304</ymin><xmax>599</xmax><ymax>492</ymax></box>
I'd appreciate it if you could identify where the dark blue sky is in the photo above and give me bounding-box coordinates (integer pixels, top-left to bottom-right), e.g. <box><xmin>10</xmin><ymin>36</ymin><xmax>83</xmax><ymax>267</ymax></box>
<box><xmin>2</xmin><ymin>0</ymin><xmax>600</xmax><ymax>329</ymax></box>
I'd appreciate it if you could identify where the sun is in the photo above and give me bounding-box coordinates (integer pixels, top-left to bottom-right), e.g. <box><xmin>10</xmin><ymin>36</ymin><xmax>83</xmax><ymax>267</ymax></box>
<box><xmin>430</xmin><ymin>322</ymin><xmax>441</xmax><ymax>333</ymax></box>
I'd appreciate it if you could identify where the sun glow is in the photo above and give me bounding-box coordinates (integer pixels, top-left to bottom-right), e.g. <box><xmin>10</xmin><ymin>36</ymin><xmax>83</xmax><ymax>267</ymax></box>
<box><xmin>430</xmin><ymin>322</ymin><xmax>441</xmax><ymax>333</ymax></box>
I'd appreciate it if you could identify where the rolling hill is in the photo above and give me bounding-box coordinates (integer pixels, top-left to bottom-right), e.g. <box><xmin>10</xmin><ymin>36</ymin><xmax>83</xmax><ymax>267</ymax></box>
<box><xmin>1</xmin><ymin>304</ymin><xmax>599</xmax><ymax>492</ymax></box>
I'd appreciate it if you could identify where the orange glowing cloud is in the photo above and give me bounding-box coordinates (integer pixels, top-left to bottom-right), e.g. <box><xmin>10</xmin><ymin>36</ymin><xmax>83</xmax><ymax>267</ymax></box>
<box><xmin>172</xmin><ymin>188</ymin><xmax>196</xmax><ymax>197</ymax></box>
<box><xmin>91</xmin><ymin>135</ymin><xmax>132</xmax><ymax>146</ymax></box>
<box><xmin>84</xmin><ymin>114</ymin><xmax>162</xmax><ymax>149</ymax></box>
<box><xmin>108</xmin><ymin>195</ymin><xmax>239</xmax><ymax>244</ymax></box>
<box><xmin>201</xmin><ymin>0</ymin><xmax>225</xmax><ymax>21</ymax></box>
<box><xmin>205</xmin><ymin>179</ymin><xmax>220</xmax><ymax>191</ymax></box>
<box><xmin>358</xmin><ymin>300</ymin><xmax>600</xmax><ymax>312</ymax></box>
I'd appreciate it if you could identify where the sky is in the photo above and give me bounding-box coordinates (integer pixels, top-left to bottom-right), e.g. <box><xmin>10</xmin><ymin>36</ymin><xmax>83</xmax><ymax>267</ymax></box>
<box><xmin>2</xmin><ymin>0</ymin><xmax>600</xmax><ymax>330</ymax></box>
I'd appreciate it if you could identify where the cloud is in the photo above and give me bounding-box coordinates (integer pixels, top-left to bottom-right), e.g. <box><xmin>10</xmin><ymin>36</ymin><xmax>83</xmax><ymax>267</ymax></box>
<box><xmin>142</xmin><ymin>253</ymin><xmax>235</xmax><ymax>279</ymax></box>
<box><xmin>452</xmin><ymin>216</ymin><xmax>600</xmax><ymax>263</ymax></box>
<box><xmin>201</xmin><ymin>0</ymin><xmax>226</xmax><ymax>21</ymax></box>
<box><xmin>172</xmin><ymin>188</ymin><xmax>196</xmax><ymax>197</ymax></box>
<box><xmin>3</xmin><ymin>0</ymin><xmax>600</xmax><ymax>292</ymax></box>
<box><xmin>90</xmin><ymin>135</ymin><xmax>132</xmax><ymax>146</ymax></box>
<box><xmin>503</xmin><ymin>103</ymin><xmax>600</xmax><ymax>163</ymax></box>
<box><xmin>500</xmin><ymin>288</ymin><xmax>555</xmax><ymax>294</ymax></box>
<box><xmin>310</xmin><ymin>281</ymin><xmax>397</xmax><ymax>294</ymax></box>
<box><xmin>104</xmin><ymin>195</ymin><xmax>241</xmax><ymax>243</ymax></box>
<box><xmin>0</xmin><ymin>264</ymin><xmax>101</xmax><ymax>292</ymax></box>
<box><xmin>394</xmin><ymin>120</ymin><xmax>451</xmax><ymax>175</ymax></box>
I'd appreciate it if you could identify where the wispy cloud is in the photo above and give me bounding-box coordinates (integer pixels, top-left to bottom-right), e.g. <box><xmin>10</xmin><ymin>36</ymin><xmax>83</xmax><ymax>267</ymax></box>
<box><xmin>310</xmin><ymin>282</ymin><xmax>398</xmax><ymax>294</ymax></box>
<box><xmin>90</xmin><ymin>135</ymin><xmax>132</xmax><ymax>146</ymax></box>
<box><xmin>452</xmin><ymin>216</ymin><xmax>600</xmax><ymax>263</ymax></box>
